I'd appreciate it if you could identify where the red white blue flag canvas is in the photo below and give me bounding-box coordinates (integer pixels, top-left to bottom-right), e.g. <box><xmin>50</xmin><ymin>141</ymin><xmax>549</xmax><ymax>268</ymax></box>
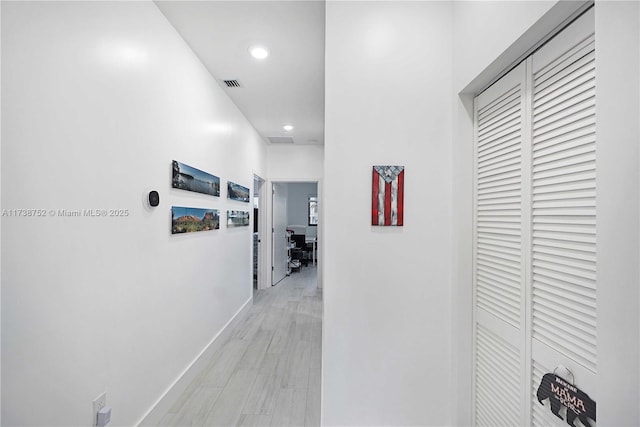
<box><xmin>372</xmin><ymin>166</ymin><xmax>404</xmax><ymax>226</ymax></box>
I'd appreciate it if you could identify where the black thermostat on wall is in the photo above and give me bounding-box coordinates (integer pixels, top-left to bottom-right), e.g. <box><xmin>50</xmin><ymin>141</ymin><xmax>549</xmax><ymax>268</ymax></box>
<box><xmin>148</xmin><ymin>190</ymin><xmax>160</xmax><ymax>207</ymax></box>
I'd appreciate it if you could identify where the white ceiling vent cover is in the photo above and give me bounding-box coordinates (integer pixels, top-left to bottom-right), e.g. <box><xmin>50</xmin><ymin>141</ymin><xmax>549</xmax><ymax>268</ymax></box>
<box><xmin>223</xmin><ymin>79</ymin><xmax>242</xmax><ymax>88</ymax></box>
<box><xmin>268</xmin><ymin>137</ymin><xmax>295</xmax><ymax>144</ymax></box>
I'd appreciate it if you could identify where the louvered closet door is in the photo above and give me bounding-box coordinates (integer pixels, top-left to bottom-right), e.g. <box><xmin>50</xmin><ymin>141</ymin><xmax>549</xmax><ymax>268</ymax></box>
<box><xmin>530</xmin><ymin>8</ymin><xmax>596</xmax><ymax>427</ymax></box>
<box><xmin>473</xmin><ymin>7</ymin><xmax>596</xmax><ymax>426</ymax></box>
<box><xmin>473</xmin><ymin>61</ymin><xmax>528</xmax><ymax>427</ymax></box>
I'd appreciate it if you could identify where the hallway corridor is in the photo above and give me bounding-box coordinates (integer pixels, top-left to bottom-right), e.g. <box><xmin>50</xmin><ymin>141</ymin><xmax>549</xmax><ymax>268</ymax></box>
<box><xmin>158</xmin><ymin>267</ymin><xmax>322</xmax><ymax>427</ymax></box>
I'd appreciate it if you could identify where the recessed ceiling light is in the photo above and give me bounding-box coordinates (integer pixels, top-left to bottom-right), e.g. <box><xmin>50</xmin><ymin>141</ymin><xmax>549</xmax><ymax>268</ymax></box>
<box><xmin>283</xmin><ymin>125</ymin><xmax>294</xmax><ymax>132</ymax></box>
<box><xmin>250</xmin><ymin>46</ymin><xmax>269</xmax><ymax>59</ymax></box>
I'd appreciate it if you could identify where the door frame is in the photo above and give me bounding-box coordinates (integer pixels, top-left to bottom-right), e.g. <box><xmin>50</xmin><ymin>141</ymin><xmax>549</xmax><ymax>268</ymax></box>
<box><xmin>271</xmin><ymin>182</ymin><xmax>289</xmax><ymax>286</ymax></box>
<box><xmin>254</xmin><ymin>174</ymin><xmax>268</xmax><ymax>290</ymax></box>
<box><xmin>266</xmin><ymin>179</ymin><xmax>322</xmax><ymax>288</ymax></box>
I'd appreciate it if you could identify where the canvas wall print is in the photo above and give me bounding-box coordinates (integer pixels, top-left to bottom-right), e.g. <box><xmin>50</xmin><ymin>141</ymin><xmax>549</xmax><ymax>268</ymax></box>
<box><xmin>172</xmin><ymin>160</ymin><xmax>220</xmax><ymax>197</ymax></box>
<box><xmin>172</xmin><ymin>206</ymin><xmax>219</xmax><ymax>234</ymax></box>
<box><xmin>227</xmin><ymin>210</ymin><xmax>250</xmax><ymax>227</ymax></box>
<box><xmin>227</xmin><ymin>181</ymin><xmax>250</xmax><ymax>202</ymax></box>
<box><xmin>372</xmin><ymin>166</ymin><xmax>404</xmax><ymax>226</ymax></box>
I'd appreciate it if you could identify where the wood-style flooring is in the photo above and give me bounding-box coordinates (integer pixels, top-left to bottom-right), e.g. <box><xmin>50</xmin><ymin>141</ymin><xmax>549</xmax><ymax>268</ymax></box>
<box><xmin>158</xmin><ymin>266</ymin><xmax>321</xmax><ymax>427</ymax></box>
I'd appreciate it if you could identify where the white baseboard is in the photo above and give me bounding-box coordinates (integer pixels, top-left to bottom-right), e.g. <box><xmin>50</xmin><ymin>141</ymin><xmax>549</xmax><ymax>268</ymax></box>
<box><xmin>135</xmin><ymin>297</ymin><xmax>253</xmax><ymax>426</ymax></box>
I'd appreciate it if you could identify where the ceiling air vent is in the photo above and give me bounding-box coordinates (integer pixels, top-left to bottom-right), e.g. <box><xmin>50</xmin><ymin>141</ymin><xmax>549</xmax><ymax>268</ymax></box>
<box><xmin>268</xmin><ymin>136</ymin><xmax>295</xmax><ymax>144</ymax></box>
<box><xmin>223</xmin><ymin>79</ymin><xmax>242</xmax><ymax>88</ymax></box>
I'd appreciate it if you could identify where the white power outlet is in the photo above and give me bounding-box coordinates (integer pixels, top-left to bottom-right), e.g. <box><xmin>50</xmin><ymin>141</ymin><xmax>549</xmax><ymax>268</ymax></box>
<box><xmin>92</xmin><ymin>392</ymin><xmax>107</xmax><ymax>427</ymax></box>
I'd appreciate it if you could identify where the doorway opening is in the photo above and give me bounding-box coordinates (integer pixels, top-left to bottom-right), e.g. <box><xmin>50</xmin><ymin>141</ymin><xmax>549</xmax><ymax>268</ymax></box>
<box><xmin>271</xmin><ymin>181</ymin><xmax>320</xmax><ymax>287</ymax></box>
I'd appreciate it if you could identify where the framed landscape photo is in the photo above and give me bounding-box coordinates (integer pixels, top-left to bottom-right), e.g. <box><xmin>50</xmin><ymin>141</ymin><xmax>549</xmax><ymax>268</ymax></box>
<box><xmin>172</xmin><ymin>160</ymin><xmax>220</xmax><ymax>197</ymax></box>
<box><xmin>171</xmin><ymin>206</ymin><xmax>219</xmax><ymax>234</ymax></box>
<box><xmin>227</xmin><ymin>181</ymin><xmax>250</xmax><ymax>202</ymax></box>
<box><xmin>227</xmin><ymin>210</ymin><xmax>250</xmax><ymax>227</ymax></box>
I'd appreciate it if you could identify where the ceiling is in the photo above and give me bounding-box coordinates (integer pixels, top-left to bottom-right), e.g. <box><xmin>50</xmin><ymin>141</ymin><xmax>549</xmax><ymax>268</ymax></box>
<box><xmin>155</xmin><ymin>1</ymin><xmax>326</xmax><ymax>146</ymax></box>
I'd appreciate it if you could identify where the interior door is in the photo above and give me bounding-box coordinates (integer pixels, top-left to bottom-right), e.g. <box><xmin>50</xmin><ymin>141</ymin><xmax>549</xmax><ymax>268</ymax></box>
<box><xmin>272</xmin><ymin>182</ymin><xmax>288</xmax><ymax>285</ymax></box>
<box><xmin>474</xmin><ymin>60</ymin><xmax>528</xmax><ymax>427</ymax></box>
<box><xmin>529</xmin><ymin>8</ymin><xmax>597</xmax><ymax>426</ymax></box>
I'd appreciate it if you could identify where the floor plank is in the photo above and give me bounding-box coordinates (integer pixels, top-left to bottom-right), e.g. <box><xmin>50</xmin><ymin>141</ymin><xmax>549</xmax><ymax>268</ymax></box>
<box><xmin>270</xmin><ymin>388</ymin><xmax>307</xmax><ymax>427</ymax></box>
<box><xmin>158</xmin><ymin>266</ymin><xmax>321</xmax><ymax>427</ymax></box>
<box><xmin>237</xmin><ymin>414</ymin><xmax>273</xmax><ymax>427</ymax></box>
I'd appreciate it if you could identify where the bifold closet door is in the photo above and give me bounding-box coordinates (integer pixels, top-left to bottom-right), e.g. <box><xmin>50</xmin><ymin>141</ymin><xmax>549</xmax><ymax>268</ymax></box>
<box><xmin>473</xmin><ymin>61</ymin><xmax>528</xmax><ymax>427</ymax></box>
<box><xmin>529</xmin><ymin>8</ymin><xmax>596</xmax><ymax>427</ymax></box>
<box><xmin>473</xmin><ymin>7</ymin><xmax>596</xmax><ymax>426</ymax></box>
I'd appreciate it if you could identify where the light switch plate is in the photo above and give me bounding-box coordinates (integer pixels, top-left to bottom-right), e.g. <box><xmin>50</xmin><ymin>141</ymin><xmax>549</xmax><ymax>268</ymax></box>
<box><xmin>92</xmin><ymin>392</ymin><xmax>107</xmax><ymax>427</ymax></box>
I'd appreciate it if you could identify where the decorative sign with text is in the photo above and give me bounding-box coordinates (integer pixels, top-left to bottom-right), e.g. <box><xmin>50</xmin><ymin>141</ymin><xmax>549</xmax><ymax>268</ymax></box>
<box><xmin>536</xmin><ymin>373</ymin><xmax>596</xmax><ymax>427</ymax></box>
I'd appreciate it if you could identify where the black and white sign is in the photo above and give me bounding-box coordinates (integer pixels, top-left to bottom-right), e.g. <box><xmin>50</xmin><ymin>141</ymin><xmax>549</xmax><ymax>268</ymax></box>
<box><xmin>536</xmin><ymin>373</ymin><xmax>596</xmax><ymax>427</ymax></box>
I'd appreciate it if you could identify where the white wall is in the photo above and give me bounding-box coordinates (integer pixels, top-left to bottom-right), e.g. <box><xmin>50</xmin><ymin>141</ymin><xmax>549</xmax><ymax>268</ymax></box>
<box><xmin>267</xmin><ymin>145</ymin><xmax>324</xmax><ymax>181</ymax></box>
<box><xmin>453</xmin><ymin>1</ymin><xmax>557</xmax><ymax>92</ymax></box>
<box><xmin>594</xmin><ymin>2</ymin><xmax>640</xmax><ymax>424</ymax></box>
<box><xmin>0</xmin><ymin>2</ymin><xmax>3</xmax><ymax>423</ymax></box>
<box><xmin>1</xmin><ymin>2</ymin><xmax>266</xmax><ymax>426</ymax></box>
<box><xmin>452</xmin><ymin>1</ymin><xmax>640</xmax><ymax>424</ymax></box>
<box><xmin>286</xmin><ymin>182</ymin><xmax>318</xmax><ymax>238</ymax></box>
<box><xmin>323</xmin><ymin>2</ymin><xmax>453</xmax><ymax>425</ymax></box>
<box><xmin>0</xmin><ymin>4</ymin><xmax>2</xmax><ymax>424</ymax></box>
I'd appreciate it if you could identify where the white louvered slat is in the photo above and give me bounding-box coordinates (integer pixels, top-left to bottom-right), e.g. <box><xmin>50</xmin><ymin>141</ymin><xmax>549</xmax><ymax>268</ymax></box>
<box><xmin>476</xmin><ymin>325</ymin><xmax>521</xmax><ymax>427</ymax></box>
<box><xmin>533</xmin><ymin>34</ymin><xmax>595</xmax><ymax>85</ymax></box>
<box><xmin>534</xmin><ymin>65</ymin><xmax>594</xmax><ymax>113</ymax></box>
<box><xmin>532</xmin><ymin>33</ymin><xmax>596</xmax><ymax>373</ymax></box>
<box><xmin>479</xmin><ymin>136</ymin><xmax>520</xmax><ymax>160</ymax></box>
<box><xmin>478</xmin><ymin>85</ymin><xmax>520</xmax><ymax>121</ymax></box>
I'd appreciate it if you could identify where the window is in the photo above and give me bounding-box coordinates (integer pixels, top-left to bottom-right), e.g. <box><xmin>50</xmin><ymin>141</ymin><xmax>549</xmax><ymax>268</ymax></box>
<box><xmin>308</xmin><ymin>195</ymin><xmax>318</xmax><ymax>226</ymax></box>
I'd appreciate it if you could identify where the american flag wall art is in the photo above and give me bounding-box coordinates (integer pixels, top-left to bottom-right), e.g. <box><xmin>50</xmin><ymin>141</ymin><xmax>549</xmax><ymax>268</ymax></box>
<box><xmin>372</xmin><ymin>166</ymin><xmax>404</xmax><ymax>226</ymax></box>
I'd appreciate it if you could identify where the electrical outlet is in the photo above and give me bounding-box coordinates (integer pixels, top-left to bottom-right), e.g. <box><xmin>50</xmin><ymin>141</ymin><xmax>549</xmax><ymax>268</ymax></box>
<box><xmin>92</xmin><ymin>392</ymin><xmax>107</xmax><ymax>427</ymax></box>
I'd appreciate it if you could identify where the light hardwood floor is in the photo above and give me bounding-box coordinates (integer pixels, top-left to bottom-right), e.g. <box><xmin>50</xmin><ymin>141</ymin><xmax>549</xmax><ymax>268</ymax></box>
<box><xmin>158</xmin><ymin>266</ymin><xmax>321</xmax><ymax>427</ymax></box>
